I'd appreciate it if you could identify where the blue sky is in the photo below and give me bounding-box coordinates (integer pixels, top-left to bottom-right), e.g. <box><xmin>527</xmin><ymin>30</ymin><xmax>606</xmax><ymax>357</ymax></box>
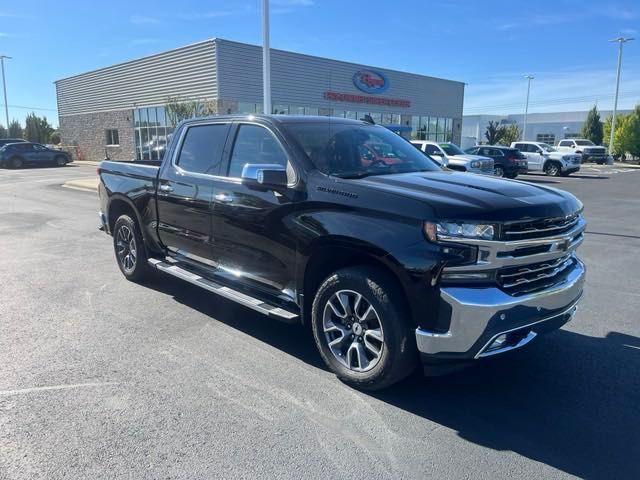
<box><xmin>1</xmin><ymin>0</ymin><xmax>639</xmax><ymax>127</ymax></box>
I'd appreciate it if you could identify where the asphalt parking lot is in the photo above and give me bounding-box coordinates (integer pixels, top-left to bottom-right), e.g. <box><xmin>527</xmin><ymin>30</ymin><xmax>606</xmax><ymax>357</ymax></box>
<box><xmin>1</xmin><ymin>164</ymin><xmax>639</xmax><ymax>479</ymax></box>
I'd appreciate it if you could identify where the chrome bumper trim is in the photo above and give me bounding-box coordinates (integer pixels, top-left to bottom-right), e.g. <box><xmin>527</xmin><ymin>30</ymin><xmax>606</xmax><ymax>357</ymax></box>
<box><xmin>415</xmin><ymin>259</ymin><xmax>585</xmax><ymax>356</ymax></box>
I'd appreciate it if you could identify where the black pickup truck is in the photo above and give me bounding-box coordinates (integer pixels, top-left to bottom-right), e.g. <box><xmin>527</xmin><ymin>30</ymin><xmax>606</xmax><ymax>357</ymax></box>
<box><xmin>98</xmin><ymin>115</ymin><xmax>586</xmax><ymax>390</ymax></box>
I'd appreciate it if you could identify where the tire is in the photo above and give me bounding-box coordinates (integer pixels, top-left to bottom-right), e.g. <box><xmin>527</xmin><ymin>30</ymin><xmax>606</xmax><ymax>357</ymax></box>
<box><xmin>494</xmin><ymin>165</ymin><xmax>505</xmax><ymax>177</ymax></box>
<box><xmin>113</xmin><ymin>214</ymin><xmax>153</xmax><ymax>282</ymax></box>
<box><xmin>544</xmin><ymin>161</ymin><xmax>561</xmax><ymax>176</ymax></box>
<box><xmin>55</xmin><ymin>155</ymin><xmax>67</xmax><ymax>167</ymax></box>
<box><xmin>311</xmin><ymin>266</ymin><xmax>417</xmax><ymax>391</ymax></box>
<box><xmin>506</xmin><ymin>173</ymin><xmax>518</xmax><ymax>179</ymax></box>
<box><xmin>10</xmin><ymin>156</ymin><xmax>24</xmax><ymax>169</ymax></box>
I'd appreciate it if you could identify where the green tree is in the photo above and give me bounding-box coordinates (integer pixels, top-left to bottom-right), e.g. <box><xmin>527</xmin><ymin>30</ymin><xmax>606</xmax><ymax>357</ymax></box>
<box><xmin>50</xmin><ymin>130</ymin><xmax>61</xmax><ymax>145</ymax></box>
<box><xmin>615</xmin><ymin>106</ymin><xmax>640</xmax><ymax>158</ymax></box>
<box><xmin>0</xmin><ymin>124</ymin><xmax>7</xmax><ymax>138</ymax></box>
<box><xmin>165</xmin><ymin>96</ymin><xmax>217</xmax><ymax>126</ymax></box>
<box><xmin>8</xmin><ymin>119</ymin><xmax>23</xmax><ymax>138</ymax></box>
<box><xmin>500</xmin><ymin>123</ymin><xmax>521</xmax><ymax>145</ymax></box>
<box><xmin>24</xmin><ymin>112</ymin><xmax>54</xmax><ymax>143</ymax></box>
<box><xmin>581</xmin><ymin>105</ymin><xmax>604</xmax><ymax>145</ymax></box>
<box><xmin>604</xmin><ymin>113</ymin><xmax>626</xmax><ymax>156</ymax></box>
<box><xmin>484</xmin><ymin>120</ymin><xmax>505</xmax><ymax>145</ymax></box>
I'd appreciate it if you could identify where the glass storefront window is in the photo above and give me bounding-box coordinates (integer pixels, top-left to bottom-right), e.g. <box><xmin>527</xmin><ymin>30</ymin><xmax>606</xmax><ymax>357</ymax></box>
<box><xmin>273</xmin><ymin>104</ymin><xmax>288</xmax><ymax>115</ymax></box>
<box><xmin>134</xmin><ymin>109</ymin><xmax>140</xmax><ymax>128</ymax></box>
<box><xmin>305</xmin><ymin>107</ymin><xmax>319</xmax><ymax>116</ymax></box>
<box><xmin>345</xmin><ymin>111</ymin><xmax>357</xmax><ymax>119</ymax></box>
<box><xmin>370</xmin><ymin>112</ymin><xmax>383</xmax><ymax>124</ymax></box>
<box><xmin>319</xmin><ymin>107</ymin><xmax>333</xmax><ymax>116</ymax></box>
<box><xmin>238</xmin><ymin>102</ymin><xmax>257</xmax><ymax>114</ymax></box>
<box><xmin>290</xmin><ymin>106</ymin><xmax>305</xmax><ymax>115</ymax></box>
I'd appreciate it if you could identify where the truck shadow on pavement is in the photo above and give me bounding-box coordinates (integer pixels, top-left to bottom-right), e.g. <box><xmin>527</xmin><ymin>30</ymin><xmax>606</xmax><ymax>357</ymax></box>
<box><xmin>375</xmin><ymin>329</ymin><xmax>640</xmax><ymax>479</ymax></box>
<box><xmin>145</xmin><ymin>275</ymin><xmax>639</xmax><ymax>479</ymax></box>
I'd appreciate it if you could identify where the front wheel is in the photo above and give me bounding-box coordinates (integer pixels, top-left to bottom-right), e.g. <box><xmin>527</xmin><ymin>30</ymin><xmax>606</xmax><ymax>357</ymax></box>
<box><xmin>544</xmin><ymin>162</ymin><xmax>561</xmax><ymax>176</ymax></box>
<box><xmin>113</xmin><ymin>214</ymin><xmax>153</xmax><ymax>282</ymax></box>
<box><xmin>55</xmin><ymin>155</ymin><xmax>67</xmax><ymax>167</ymax></box>
<box><xmin>311</xmin><ymin>266</ymin><xmax>417</xmax><ymax>391</ymax></box>
<box><xmin>494</xmin><ymin>166</ymin><xmax>505</xmax><ymax>177</ymax></box>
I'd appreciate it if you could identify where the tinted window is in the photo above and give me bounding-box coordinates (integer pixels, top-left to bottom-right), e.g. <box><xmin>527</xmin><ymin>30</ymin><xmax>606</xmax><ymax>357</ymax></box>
<box><xmin>440</xmin><ymin>143</ymin><xmax>465</xmax><ymax>156</ymax></box>
<box><xmin>228</xmin><ymin>124</ymin><xmax>288</xmax><ymax>178</ymax></box>
<box><xmin>424</xmin><ymin>144</ymin><xmax>442</xmax><ymax>156</ymax></box>
<box><xmin>287</xmin><ymin>122</ymin><xmax>441</xmax><ymax>178</ymax></box>
<box><xmin>33</xmin><ymin>144</ymin><xmax>47</xmax><ymax>151</ymax></box>
<box><xmin>176</xmin><ymin>124</ymin><xmax>228</xmax><ymax>174</ymax></box>
<box><xmin>559</xmin><ymin>140</ymin><xmax>571</xmax><ymax>147</ymax></box>
<box><xmin>574</xmin><ymin>140</ymin><xmax>595</xmax><ymax>146</ymax></box>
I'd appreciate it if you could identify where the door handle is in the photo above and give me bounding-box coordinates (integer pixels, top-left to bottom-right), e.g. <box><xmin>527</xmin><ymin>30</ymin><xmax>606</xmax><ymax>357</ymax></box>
<box><xmin>214</xmin><ymin>192</ymin><xmax>234</xmax><ymax>203</ymax></box>
<box><xmin>159</xmin><ymin>184</ymin><xmax>174</xmax><ymax>193</ymax></box>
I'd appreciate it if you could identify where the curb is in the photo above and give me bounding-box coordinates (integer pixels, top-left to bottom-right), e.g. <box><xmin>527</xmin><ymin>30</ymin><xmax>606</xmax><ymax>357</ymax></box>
<box><xmin>62</xmin><ymin>177</ymin><xmax>99</xmax><ymax>192</ymax></box>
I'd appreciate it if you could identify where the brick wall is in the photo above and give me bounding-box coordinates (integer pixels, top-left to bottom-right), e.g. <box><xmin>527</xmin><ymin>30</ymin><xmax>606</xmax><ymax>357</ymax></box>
<box><xmin>59</xmin><ymin>109</ymin><xmax>135</xmax><ymax>162</ymax></box>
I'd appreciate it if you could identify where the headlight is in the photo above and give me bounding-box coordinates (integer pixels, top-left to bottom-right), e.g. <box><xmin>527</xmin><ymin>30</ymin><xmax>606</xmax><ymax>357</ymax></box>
<box><xmin>424</xmin><ymin>221</ymin><xmax>495</xmax><ymax>241</ymax></box>
<box><xmin>470</xmin><ymin>160</ymin><xmax>480</xmax><ymax>168</ymax></box>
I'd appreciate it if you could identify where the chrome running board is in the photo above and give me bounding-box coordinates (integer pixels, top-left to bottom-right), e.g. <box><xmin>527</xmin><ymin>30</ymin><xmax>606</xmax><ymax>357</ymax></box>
<box><xmin>148</xmin><ymin>258</ymin><xmax>299</xmax><ymax>323</ymax></box>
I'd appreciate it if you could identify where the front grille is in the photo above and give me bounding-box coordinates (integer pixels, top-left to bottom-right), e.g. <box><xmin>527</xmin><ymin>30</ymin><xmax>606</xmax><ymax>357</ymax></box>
<box><xmin>502</xmin><ymin>213</ymin><xmax>580</xmax><ymax>240</ymax></box>
<box><xmin>481</xmin><ymin>160</ymin><xmax>494</xmax><ymax>172</ymax></box>
<box><xmin>497</xmin><ymin>254</ymin><xmax>575</xmax><ymax>294</ymax></box>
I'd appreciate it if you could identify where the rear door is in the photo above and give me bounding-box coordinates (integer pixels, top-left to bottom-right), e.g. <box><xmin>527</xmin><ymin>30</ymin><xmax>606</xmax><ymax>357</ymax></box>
<box><xmin>155</xmin><ymin>121</ymin><xmax>231</xmax><ymax>260</ymax></box>
<box><xmin>208</xmin><ymin>121</ymin><xmax>299</xmax><ymax>299</ymax></box>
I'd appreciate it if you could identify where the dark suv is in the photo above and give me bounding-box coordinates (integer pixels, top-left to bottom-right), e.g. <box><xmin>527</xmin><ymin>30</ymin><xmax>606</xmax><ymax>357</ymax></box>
<box><xmin>465</xmin><ymin>145</ymin><xmax>528</xmax><ymax>178</ymax></box>
<box><xmin>0</xmin><ymin>142</ymin><xmax>71</xmax><ymax>168</ymax></box>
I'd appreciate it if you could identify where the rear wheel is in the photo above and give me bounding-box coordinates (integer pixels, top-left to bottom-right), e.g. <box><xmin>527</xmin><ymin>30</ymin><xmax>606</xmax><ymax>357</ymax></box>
<box><xmin>311</xmin><ymin>266</ymin><xmax>417</xmax><ymax>391</ymax></box>
<box><xmin>55</xmin><ymin>155</ymin><xmax>67</xmax><ymax>167</ymax></box>
<box><xmin>10</xmin><ymin>156</ymin><xmax>24</xmax><ymax>169</ymax></box>
<box><xmin>113</xmin><ymin>214</ymin><xmax>153</xmax><ymax>282</ymax></box>
<box><xmin>544</xmin><ymin>161</ymin><xmax>561</xmax><ymax>176</ymax></box>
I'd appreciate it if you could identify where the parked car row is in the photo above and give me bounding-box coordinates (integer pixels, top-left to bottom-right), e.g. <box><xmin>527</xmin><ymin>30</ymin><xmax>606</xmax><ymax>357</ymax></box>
<box><xmin>0</xmin><ymin>139</ymin><xmax>71</xmax><ymax>168</ymax></box>
<box><xmin>411</xmin><ymin>138</ymin><xmax>595</xmax><ymax>179</ymax></box>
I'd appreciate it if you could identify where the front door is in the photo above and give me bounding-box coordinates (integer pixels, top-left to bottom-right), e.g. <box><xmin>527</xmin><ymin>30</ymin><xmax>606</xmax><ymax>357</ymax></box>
<box><xmin>155</xmin><ymin>121</ymin><xmax>231</xmax><ymax>260</ymax></box>
<box><xmin>209</xmin><ymin>122</ymin><xmax>299</xmax><ymax>300</ymax></box>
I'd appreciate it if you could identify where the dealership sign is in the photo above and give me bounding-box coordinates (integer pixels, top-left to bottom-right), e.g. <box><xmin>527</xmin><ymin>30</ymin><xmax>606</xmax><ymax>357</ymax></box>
<box><xmin>323</xmin><ymin>91</ymin><xmax>411</xmax><ymax>108</ymax></box>
<box><xmin>352</xmin><ymin>69</ymin><xmax>389</xmax><ymax>94</ymax></box>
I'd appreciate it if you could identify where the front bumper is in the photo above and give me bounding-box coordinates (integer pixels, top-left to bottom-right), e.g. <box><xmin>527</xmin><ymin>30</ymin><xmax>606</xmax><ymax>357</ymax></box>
<box><xmin>415</xmin><ymin>259</ymin><xmax>585</xmax><ymax>361</ymax></box>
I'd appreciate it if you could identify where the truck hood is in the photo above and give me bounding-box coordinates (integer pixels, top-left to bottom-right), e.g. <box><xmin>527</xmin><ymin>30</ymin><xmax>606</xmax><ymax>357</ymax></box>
<box><xmin>352</xmin><ymin>171</ymin><xmax>582</xmax><ymax>221</ymax></box>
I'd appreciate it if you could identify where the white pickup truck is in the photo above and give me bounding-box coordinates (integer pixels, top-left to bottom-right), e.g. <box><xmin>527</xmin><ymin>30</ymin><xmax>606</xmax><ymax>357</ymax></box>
<box><xmin>511</xmin><ymin>141</ymin><xmax>581</xmax><ymax>176</ymax></box>
<box><xmin>411</xmin><ymin>141</ymin><xmax>494</xmax><ymax>175</ymax></box>
<box><xmin>556</xmin><ymin>139</ymin><xmax>608</xmax><ymax>164</ymax></box>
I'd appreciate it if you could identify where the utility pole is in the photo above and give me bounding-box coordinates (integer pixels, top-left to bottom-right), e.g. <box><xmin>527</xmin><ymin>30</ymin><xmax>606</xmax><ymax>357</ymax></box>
<box><xmin>0</xmin><ymin>55</ymin><xmax>11</xmax><ymax>129</ymax></box>
<box><xmin>262</xmin><ymin>0</ymin><xmax>272</xmax><ymax>115</ymax></box>
<box><xmin>522</xmin><ymin>75</ymin><xmax>534</xmax><ymax>141</ymax></box>
<box><xmin>608</xmin><ymin>37</ymin><xmax>634</xmax><ymax>156</ymax></box>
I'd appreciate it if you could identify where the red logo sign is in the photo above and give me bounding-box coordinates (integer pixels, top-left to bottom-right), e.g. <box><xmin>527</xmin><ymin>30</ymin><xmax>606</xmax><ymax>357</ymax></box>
<box><xmin>323</xmin><ymin>91</ymin><xmax>411</xmax><ymax>108</ymax></box>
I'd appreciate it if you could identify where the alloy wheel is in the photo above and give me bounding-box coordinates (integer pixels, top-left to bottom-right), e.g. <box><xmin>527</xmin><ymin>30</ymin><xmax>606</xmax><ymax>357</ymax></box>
<box><xmin>494</xmin><ymin>166</ymin><xmax>505</xmax><ymax>177</ymax></box>
<box><xmin>322</xmin><ymin>289</ymin><xmax>384</xmax><ymax>372</ymax></box>
<box><xmin>116</xmin><ymin>225</ymin><xmax>137</xmax><ymax>273</ymax></box>
<box><xmin>546</xmin><ymin>164</ymin><xmax>559</xmax><ymax>176</ymax></box>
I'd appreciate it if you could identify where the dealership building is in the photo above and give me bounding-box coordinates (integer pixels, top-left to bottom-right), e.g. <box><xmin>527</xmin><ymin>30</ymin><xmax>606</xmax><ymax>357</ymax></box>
<box><xmin>55</xmin><ymin>38</ymin><xmax>465</xmax><ymax>162</ymax></box>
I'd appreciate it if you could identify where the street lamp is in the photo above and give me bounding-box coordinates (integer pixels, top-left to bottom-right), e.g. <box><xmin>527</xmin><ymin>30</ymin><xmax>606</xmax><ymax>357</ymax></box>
<box><xmin>608</xmin><ymin>37</ymin><xmax>634</xmax><ymax>156</ymax></box>
<box><xmin>0</xmin><ymin>55</ymin><xmax>11</xmax><ymax>129</ymax></box>
<box><xmin>522</xmin><ymin>75</ymin><xmax>534</xmax><ymax>141</ymax></box>
<box><xmin>262</xmin><ymin>0</ymin><xmax>272</xmax><ymax>115</ymax></box>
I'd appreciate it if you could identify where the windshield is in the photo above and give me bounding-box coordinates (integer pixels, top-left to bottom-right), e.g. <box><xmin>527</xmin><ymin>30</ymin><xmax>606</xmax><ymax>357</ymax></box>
<box><xmin>574</xmin><ymin>140</ymin><xmax>595</xmax><ymax>146</ymax></box>
<box><xmin>540</xmin><ymin>143</ymin><xmax>556</xmax><ymax>152</ymax></box>
<box><xmin>286</xmin><ymin>122</ymin><xmax>442</xmax><ymax>178</ymax></box>
<box><xmin>439</xmin><ymin>143</ymin><xmax>465</xmax><ymax>156</ymax></box>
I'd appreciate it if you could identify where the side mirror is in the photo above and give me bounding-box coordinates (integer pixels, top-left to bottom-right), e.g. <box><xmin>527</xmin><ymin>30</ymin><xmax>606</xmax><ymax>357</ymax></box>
<box><xmin>241</xmin><ymin>163</ymin><xmax>288</xmax><ymax>188</ymax></box>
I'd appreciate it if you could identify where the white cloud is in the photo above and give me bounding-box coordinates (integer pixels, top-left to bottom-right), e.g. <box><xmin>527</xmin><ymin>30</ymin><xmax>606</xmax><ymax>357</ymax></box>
<box><xmin>620</xmin><ymin>28</ymin><xmax>638</xmax><ymax>36</ymax></box>
<box><xmin>178</xmin><ymin>11</ymin><xmax>234</xmax><ymax>20</ymax></box>
<box><xmin>130</xmin><ymin>15</ymin><xmax>160</xmax><ymax>25</ymax></box>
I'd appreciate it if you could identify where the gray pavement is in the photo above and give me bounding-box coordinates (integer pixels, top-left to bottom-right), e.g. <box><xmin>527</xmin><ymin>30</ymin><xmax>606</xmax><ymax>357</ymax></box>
<box><xmin>0</xmin><ymin>164</ymin><xmax>639</xmax><ymax>479</ymax></box>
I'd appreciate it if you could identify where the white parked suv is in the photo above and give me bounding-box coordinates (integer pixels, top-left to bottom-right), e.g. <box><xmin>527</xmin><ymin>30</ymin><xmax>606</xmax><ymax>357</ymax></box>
<box><xmin>556</xmin><ymin>139</ymin><xmax>608</xmax><ymax>164</ymax></box>
<box><xmin>511</xmin><ymin>141</ymin><xmax>581</xmax><ymax>176</ymax></box>
<box><xmin>411</xmin><ymin>141</ymin><xmax>494</xmax><ymax>175</ymax></box>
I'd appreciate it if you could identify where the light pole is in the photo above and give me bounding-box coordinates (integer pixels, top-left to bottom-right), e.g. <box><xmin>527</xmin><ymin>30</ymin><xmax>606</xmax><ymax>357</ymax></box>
<box><xmin>0</xmin><ymin>55</ymin><xmax>11</xmax><ymax>129</ymax></box>
<box><xmin>522</xmin><ymin>75</ymin><xmax>534</xmax><ymax>141</ymax></box>
<box><xmin>262</xmin><ymin>0</ymin><xmax>272</xmax><ymax>115</ymax></box>
<box><xmin>608</xmin><ymin>37</ymin><xmax>634</xmax><ymax>156</ymax></box>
